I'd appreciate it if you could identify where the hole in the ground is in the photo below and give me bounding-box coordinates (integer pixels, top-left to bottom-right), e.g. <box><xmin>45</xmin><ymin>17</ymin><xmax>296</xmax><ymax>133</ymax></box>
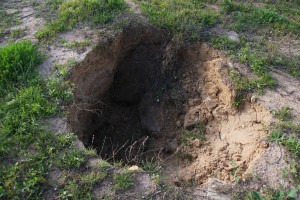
<box><xmin>69</xmin><ymin>26</ymin><xmax>272</xmax><ymax>186</ymax></box>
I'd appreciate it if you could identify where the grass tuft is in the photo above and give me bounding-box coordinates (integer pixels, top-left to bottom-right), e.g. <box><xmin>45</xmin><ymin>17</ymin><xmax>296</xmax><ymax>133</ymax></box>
<box><xmin>0</xmin><ymin>40</ymin><xmax>43</xmax><ymax>93</ymax></box>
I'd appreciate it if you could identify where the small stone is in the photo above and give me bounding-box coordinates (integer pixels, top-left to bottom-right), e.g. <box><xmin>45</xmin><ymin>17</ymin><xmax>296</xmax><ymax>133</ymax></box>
<box><xmin>250</xmin><ymin>95</ymin><xmax>257</xmax><ymax>103</ymax></box>
<box><xmin>176</xmin><ymin>120</ymin><xmax>181</xmax><ymax>128</ymax></box>
<box><xmin>191</xmin><ymin>153</ymin><xmax>198</xmax><ymax>159</ymax></box>
<box><xmin>226</xmin><ymin>31</ymin><xmax>240</xmax><ymax>42</ymax></box>
<box><xmin>227</xmin><ymin>62</ymin><xmax>234</xmax><ymax>68</ymax></box>
<box><xmin>192</xmin><ymin>139</ymin><xmax>202</xmax><ymax>148</ymax></box>
<box><xmin>204</xmin><ymin>99</ymin><xmax>218</xmax><ymax>110</ymax></box>
<box><xmin>128</xmin><ymin>165</ymin><xmax>140</xmax><ymax>171</ymax></box>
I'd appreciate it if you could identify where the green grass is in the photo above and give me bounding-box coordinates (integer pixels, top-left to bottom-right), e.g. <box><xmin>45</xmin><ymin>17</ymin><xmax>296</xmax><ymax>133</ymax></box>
<box><xmin>273</xmin><ymin>107</ymin><xmax>293</xmax><ymax>121</ymax></box>
<box><xmin>211</xmin><ymin>35</ymin><xmax>277</xmax><ymax>94</ymax></box>
<box><xmin>35</xmin><ymin>0</ymin><xmax>127</xmax><ymax>41</ymax></box>
<box><xmin>268</xmin><ymin>107</ymin><xmax>300</xmax><ymax>157</ymax></box>
<box><xmin>221</xmin><ymin>0</ymin><xmax>300</xmax><ymax>34</ymax></box>
<box><xmin>113</xmin><ymin>170</ymin><xmax>134</xmax><ymax>191</ymax></box>
<box><xmin>137</xmin><ymin>0</ymin><xmax>219</xmax><ymax>39</ymax></box>
<box><xmin>140</xmin><ymin>159</ymin><xmax>161</xmax><ymax>176</ymax></box>
<box><xmin>9</xmin><ymin>28</ymin><xmax>26</xmax><ymax>40</ymax></box>
<box><xmin>57</xmin><ymin>149</ymin><xmax>86</xmax><ymax>169</ymax></box>
<box><xmin>264</xmin><ymin>109</ymin><xmax>300</xmax><ymax>199</ymax></box>
<box><xmin>0</xmin><ymin>40</ymin><xmax>43</xmax><ymax>93</ymax></box>
<box><xmin>0</xmin><ymin>41</ymin><xmax>83</xmax><ymax>198</ymax></box>
<box><xmin>181</xmin><ymin>124</ymin><xmax>206</xmax><ymax>145</ymax></box>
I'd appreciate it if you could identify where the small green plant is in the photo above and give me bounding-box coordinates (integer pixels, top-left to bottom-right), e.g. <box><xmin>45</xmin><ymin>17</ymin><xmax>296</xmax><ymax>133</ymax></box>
<box><xmin>232</xmin><ymin>95</ymin><xmax>244</xmax><ymax>108</ymax></box>
<box><xmin>113</xmin><ymin>170</ymin><xmax>134</xmax><ymax>191</ymax></box>
<box><xmin>58</xmin><ymin>149</ymin><xmax>86</xmax><ymax>169</ymax></box>
<box><xmin>64</xmin><ymin>39</ymin><xmax>91</xmax><ymax>50</ymax></box>
<box><xmin>59</xmin><ymin>180</ymin><xmax>92</xmax><ymax>200</ymax></box>
<box><xmin>84</xmin><ymin>148</ymin><xmax>97</xmax><ymax>157</ymax></box>
<box><xmin>47</xmin><ymin>60</ymin><xmax>77</xmax><ymax>104</ymax></box>
<box><xmin>181</xmin><ymin>124</ymin><xmax>206</xmax><ymax>145</ymax></box>
<box><xmin>269</xmin><ymin>130</ymin><xmax>300</xmax><ymax>157</ymax></box>
<box><xmin>244</xmin><ymin>191</ymin><xmax>263</xmax><ymax>200</ymax></box>
<box><xmin>94</xmin><ymin>159</ymin><xmax>111</xmax><ymax>170</ymax></box>
<box><xmin>211</xmin><ymin>35</ymin><xmax>240</xmax><ymax>53</ymax></box>
<box><xmin>140</xmin><ymin>159</ymin><xmax>161</xmax><ymax>175</ymax></box>
<box><xmin>274</xmin><ymin>107</ymin><xmax>292</xmax><ymax>121</ymax></box>
<box><xmin>9</xmin><ymin>28</ymin><xmax>26</xmax><ymax>39</ymax></box>
<box><xmin>231</xmin><ymin>161</ymin><xmax>241</xmax><ymax>184</ymax></box>
<box><xmin>80</xmin><ymin>171</ymin><xmax>107</xmax><ymax>185</ymax></box>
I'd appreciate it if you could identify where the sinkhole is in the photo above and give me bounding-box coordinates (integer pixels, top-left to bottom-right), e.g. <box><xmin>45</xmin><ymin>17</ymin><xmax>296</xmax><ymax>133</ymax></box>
<box><xmin>68</xmin><ymin>25</ymin><xmax>272</xmax><ymax>185</ymax></box>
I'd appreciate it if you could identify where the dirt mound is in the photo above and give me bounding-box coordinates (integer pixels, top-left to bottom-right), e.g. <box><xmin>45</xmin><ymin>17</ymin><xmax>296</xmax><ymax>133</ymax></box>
<box><xmin>69</xmin><ymin>25</ymin><xmax>272</xmax><ymax>186</ymax></box>
<box><xmin>161</xmin><ymin>45</ymin><xmax>272</xmax><ymax>185</ymax></box>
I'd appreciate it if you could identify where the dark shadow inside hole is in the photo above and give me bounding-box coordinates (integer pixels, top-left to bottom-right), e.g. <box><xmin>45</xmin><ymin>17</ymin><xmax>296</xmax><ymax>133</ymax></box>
<box><xmin>90</xmin><ymin>43</ymin><xmax>166</xmax><ymax>161</ymax></box>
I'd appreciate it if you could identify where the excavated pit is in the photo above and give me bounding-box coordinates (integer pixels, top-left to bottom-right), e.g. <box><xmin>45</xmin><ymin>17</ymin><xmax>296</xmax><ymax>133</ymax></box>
<box><xmin>69</xmin><ymin>26</ymin><xmax>272</xmax><ymax>186</ymax></box>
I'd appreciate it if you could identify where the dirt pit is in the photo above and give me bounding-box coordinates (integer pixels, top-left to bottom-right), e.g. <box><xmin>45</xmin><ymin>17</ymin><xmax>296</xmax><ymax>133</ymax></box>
<box><xmin>68</xmin><ymin>26</ymin><xmax>272</xmax><ymax>186</ymax></box>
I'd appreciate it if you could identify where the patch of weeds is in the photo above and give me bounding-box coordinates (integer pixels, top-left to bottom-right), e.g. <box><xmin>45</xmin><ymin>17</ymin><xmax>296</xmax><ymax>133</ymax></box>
<box><xmin>64</xmin><ymin>39</ymin><xmax>91</xmax><ymax>50</ymax></box>
<box><xmin>9</xmin><ymin>28</ymin><xmax>26</xmax><ymax>39</ymax></box>
<box><xmin>286</xmin><ymin>56</ymin><xmax>300</xmax><ymax>78</ymax></box>
<box><xmin>59</xmin><ymin>180</ymin><xmax>92</xmax><ymax>200</ymax></box>
<box><xmin>84</xmin><ymin>148</ymin><xmax>98</xmax><ymax>157</ymax></box>
<box><xmin>181</xmin><ymin>124</ymin><xmax>206</xmax><ymax>145</ymax></box>
<box><xmin>211</xmin><ymin>35</ymin><xmax>241</xmax><ymax>53</ymax></box>
<box><xmin>269</xmin><ymin>130</ymin><xmax>300</xmax><ymax>157</ymax></box>
<box><xmin>273</xmin><ymin>107</ymin><xmax>292</xmax><ymax>121</ymax></box>
<box><xmin>57</xmin><ymin>132</ymin><xmax>77</xmax><ymax>147</ymax></box>
<box><xmin>0</xmin><ymin>5</ymin><xmax>19</xmax><ymax>38</ymax></box>
<box><xmin>221</xmin><ymin>0</ymin><xmax>299</xmax><ymax>34</ymax></box>
<box><xmin>59</xmin><ymin>161</ymin><xmax>109</xmax><ymax>199</ymax></box>
<box><xmin>35</xmin><ymin>0</ymin><xmax>127</xmax><ymax>41</ymax></box>
<box><xmin>275</xmin><ymin>122</ymin><xmax>300</xmax><ymax>134</ymax></box>
<box><xmin>225</xmin><ymin>45</ymin><xmax>276</xmax><ymax>94</ymax></box>
<box><xmin>47</xmin><ymin>60</ymin><xmax>77</xmax><ymax>104</ymax></box>
<box><xmin>47</xmin><ymin>76</ymin><xmax>73</xmax><ymax>104</ymax></box>
<box><xmin>243</xmin><ymin>191</ymin><xmax>264</xmax><ymax>200</ymax></box>
<box><xmin>94</xmin><ymin>159</ymin><xmax>111</xmax><ymax>170</ymax></box>
<box><xmin>32</xmin><ymin>0</ymin><xmax>63</xmax><ymax>21</ymax></box>
<box><xmin>80</xmin><ymin>171</ymin><xmax>107</xmax><ymax>185</ymax></box>
<box><xmin>114</xmin><ymin>160</ymin><xmax>124</xmax><ymax>167</ymax></box>
<box><xmin>58</xmin><ymin>149</ymin><xmax>86</xmax><ymax>169</ymax></box>
<box><xmin>137</xmin><ymin>0</ymin><xmax>219</xmax><ymax>39</ymax></box>
<box><xmin>231</xmin><ymin>161</ymin><xmax>242</xmax><ymax>184</ymax></box>
<box><xmin>232</xmin><ymin>94</ymin><xmax>244</xmax><ymax>108</ymax></box>
<box><xmin>140</xmin><ymin>159</ymin><xmax>161</xmax><ymax>175</ymax></box>
<box><xmin>113</xmin><ymin>169</ymin><xmax>134</xmax><ymax>191</ymax></box>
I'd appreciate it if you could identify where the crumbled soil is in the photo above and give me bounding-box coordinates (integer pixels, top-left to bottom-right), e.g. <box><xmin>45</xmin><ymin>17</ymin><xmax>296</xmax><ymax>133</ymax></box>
<box><xmin>160</xmin><ymin>44</ymin><xmax>273</xmax><ymax>186</ymax></box>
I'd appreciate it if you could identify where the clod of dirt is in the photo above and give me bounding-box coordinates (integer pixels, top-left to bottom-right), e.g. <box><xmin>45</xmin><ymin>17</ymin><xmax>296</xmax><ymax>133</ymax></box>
<box><xmin>69</xmin><ymin>25</ymin><xmax>275</xmax><ymax>187</ymax></box>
